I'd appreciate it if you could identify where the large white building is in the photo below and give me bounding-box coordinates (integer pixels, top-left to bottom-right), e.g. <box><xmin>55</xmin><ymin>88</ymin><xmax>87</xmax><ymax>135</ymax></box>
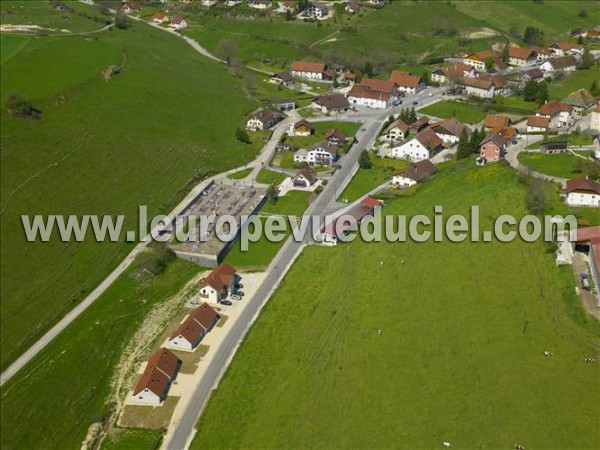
<box><xmin>565</xmin><ymin>178</ymin><xmax>600</xmax><ymax>208</ymax></box>
<box><xmin>131</xmin><ymin>348</ymin><xmax>181</xmax><ymax>405</ymax></box>
<box><xmin>290</xmin><ymin>61</ymin><xmax>333</xmax><ymax>80</ymax></box>
<box><xmin>391</xmin><ymin>128</ymin><xmax>444</xmax><ymax>162</ymax></box>
<box><xmin>294</xmin><ymin>141</ymin><xmax>338</xmax><ymax>166</ymax></box>
<box><xmin>461</xmin><ymin>78</ymin><xmax>495</xmax><ymax>99</ymax></box>
<box><xmin>347</xmin><ymin>79</ymin><xmax>397</xmax><ymax>109</ymax></box>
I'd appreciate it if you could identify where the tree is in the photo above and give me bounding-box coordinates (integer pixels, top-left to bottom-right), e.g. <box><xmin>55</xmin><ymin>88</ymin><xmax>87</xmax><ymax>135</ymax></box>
<box><xmin>409</xmin><ymin>107</ymin><xmax>417</xmax><ymax>124</ymax></box>
<box><xmin>421</xmin><ymin>68</ymin><xmax>431</xmax><ymax>85</ymax></box>
<box><xmin>578</xmin><ymin>8</ymin><xmax>587</xmax><ymax>17</ymax></box>
<box><xmin>578</xmin><ymin>48</ymin><xmax>592</xmax><ymax>69</ymax></box>
<box><xmin>115</xmin><ymin>13</ymin><xmax>129</xmax><ymax>29</ymax></box>
<box><xmin>526</xmin><ymin>179</ymin><xmax>552</xmax><ymax>214</ymax></box>
<box><xmin>577</xmin><ymin>35</ymin><xmax>584</xmax><ymax>45</ymax></box>
<box><xmin>217</xmin><ymin>38</ymin><xmax>238</xmax><ymax>66</ymax></box>
<box><xmin>333</xmin><ymin>77</ymin><xmax>339</xmax><ymax>88</ymax></box>
<box><xmin>534</xmin><ymin>81</ymin><xmax>548</xmax><ymax>104</ymax></box>
<box><xmin>235</xmin><ymin>126</ymin><xmax>251</xmax><ymax>144</ymax></box>
<box><xmin>455</xmin><ymin>129</ymin><xmax>471</xmax><ymax>160</ymax></box>
<box><xmin>363</xmin><ymin>61</ymin><xmax>374</xmax><ymax>78</ymax></box>
<box><xmin>522</xmin><ymin>80</ymin><xmax>539</xmax><ymax>101</ymax></box>
<box><xmin>590</xmin><ymin>79</ymin><xmax>600</xmax><ymax>97</ymax></box>
<box><xmin>284</xmin><ymin>10</ymin><xmax>294</xmax><ymax>21</ymax></box>
<box><xmin>266</xmin><ymin>184</ymin><xmax>277</xmax><ymax>205</ymax></box>
<box><xmin>523</xmin><ymin>26</ymin><xmax>544</xmax><ymax>46</ymax></box>
<box><xmin>502</xmin><ymin>43</ymin><xmax>510</xmax><ymax>63</ymax></box>
<box><xmin>6</xmin><ymin>92</ymin><xmax>32</xmax><ymax>117</ymax></box>
<box><xmin>484</xmin><ymin>57</ymin><xmax>495</xmax><ymax>72</ymax></box>
<box><xmin>358</xmin><ymin>150</ymin><xmax>372</xmax><ymax>169</ymax></box>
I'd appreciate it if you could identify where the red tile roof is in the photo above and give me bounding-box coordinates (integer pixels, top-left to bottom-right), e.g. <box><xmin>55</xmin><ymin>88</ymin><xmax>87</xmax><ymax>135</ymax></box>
<box><xmin>414</xmin><ymin>128</ymin><xmax>443</xmax><ymax>151</ymax></box>
<box><xmin>536</xmin><ymin>101</ymin><xmax>573</xmax><ymax>116</ymax></box>
<box><xmin>359</xmin><ymin>78</ymin><xmax>397</xmax><ymax>93</ymax></box>
<box><xmin>389</xmin><ymin>70</ymin><xmax>422</xmax><ymax>88</ymax></box>
<box><xmin>386</xmin><ymin>118</ymin><xmax>409</xmax><ymax>133</ymax></box>
<box><xmin>133</xmin><ymin>348</ymin><xmax>181</xmax><ymax>397</ymax></box>
<box><xmin>171</xmin><ymin>303</ymin><xmax>219</xmax><ymax>346</ymax></box>
<box><xmin>484</xmin><ymin>114</ymin><xmax>510</xmax><ymax>129</ymax></box>
<box><xmin>201</xmin><ymin>263</ymin><xmax>237</xmax><ymax>291</ymax></box>
<box><xmin>566</xmin><ymin>178</ymin><xmax>600</xmax><ymax>195</ymax></box>
<box><xmin>291</xmin><ymin>61</ymin><xmax>326</xmax><ymax>73</ymax></box>
<box><xmin>395</xmin><ymin>159</ymin><xmax>437</xmax><ymax>182</ymax></box>
<box><xmin>509</xmin><ymin>47</ymin><xmax>536</xmax><ymax>60</ymax></box>
<box><xmin>527</xmin><ymin>116</ymin><xmax>550</xmax><ymax>128</ymax></box>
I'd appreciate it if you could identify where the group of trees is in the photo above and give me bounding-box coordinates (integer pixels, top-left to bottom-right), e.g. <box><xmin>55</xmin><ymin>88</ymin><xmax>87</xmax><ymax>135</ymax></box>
<box><xmin>398</xmin><ymin>107</ymin><xmax>417</xmax><ymax>124</ymax></box>
<box><xmin>235</xmin><ymin>126</ymin><xmax>251</xmax><ymax>144</ymax></box>
<box><xmin>6</xmin><ymin>92</ymin><xmax>37</xmax><ymax>119</ymax></box>
<box><xmin>523</xmin><ymin>26</ymin><xmax>545</xmax><ymax>46</ymax></box>
<box><xmin>455</xmin><ymin>127</ymin><xmax>486</xmax><ymax>160</ymax></box>
<box><xmin>521</xmin><ymin>80</ymin><xmax>548</xmax><ymax>104</ymax></box>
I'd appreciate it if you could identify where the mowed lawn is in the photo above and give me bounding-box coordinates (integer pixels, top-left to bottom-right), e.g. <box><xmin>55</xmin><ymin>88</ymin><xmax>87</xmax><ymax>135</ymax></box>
<box><xmin>518</xmin><ymin>151</ymin><xmax>593</xmax><ymax>179</ymax></box>
<box><xmin>418</xmin><ymin>100</ymin><xmax>485</xmax><ymax>124</ymax></box>
<box><xmin>0</xmin><ymin>21</ymin><xmax>259</xmax><ymax>370</ymax></box>
<box><xmin>193</xmin><ymin>163</ymin><xmax>600</xmax><ymax>449</ymax></box>
<box><xmin>0</xmin><ymin>255</ymin><xmax>201</xmax><ymax>450</ymax></box>
<box><xmin>340</xmin><ymin>158</ymin><xmax>408</xmax><ymax>202</ymax></box>
<box><xmin>547</xmin><ymin>67</ymin><xmax>600</xmax><ymax>101</ymax></box>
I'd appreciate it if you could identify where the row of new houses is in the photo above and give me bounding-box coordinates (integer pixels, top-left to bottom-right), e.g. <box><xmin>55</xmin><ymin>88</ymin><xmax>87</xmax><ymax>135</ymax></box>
<box><xmin>132</xmin><ymin>263</ymin><xmax>238</xmax><ymax>404</ymax></box>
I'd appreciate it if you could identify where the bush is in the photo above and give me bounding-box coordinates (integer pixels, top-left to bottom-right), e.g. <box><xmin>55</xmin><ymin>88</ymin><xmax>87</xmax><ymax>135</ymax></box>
<box><xmin>6</xmin><ymin>92</ymin><xmax>34</xmax><ymax>118</ymax></box>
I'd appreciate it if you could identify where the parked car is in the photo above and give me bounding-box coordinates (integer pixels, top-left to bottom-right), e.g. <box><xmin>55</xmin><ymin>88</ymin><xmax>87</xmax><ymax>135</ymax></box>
<box><xmin>428</xmin><ymin>93</ymin><xmax>433</xmax><ymax>97</ymax></box>
<box><xmin>235</xmin><ymin>283</ymin><xmax>244</xmax><ymax>289</ymax></box>
<box><xmin>412</xmin><ymin>101</ymin><xmax>418</xmax><ymax>105</ymax></box>
<box><xmin>220</xmin><ymin>300</ymin><xmax>233</xmax><ymax>306</ymax></box>
<box><xmin>581</xmin><ymin>273</ymin><xmax>591</xmax><ymax>290</ymax></box>
<box><xmin>237</xmin><ymin>291</ymin><xmax>245</xmax><ymax>297</ymax></box>
<box><xmin>230</xmin><ymin>294</ymin><xmax>242</xmax><ymax>300</ymax></box>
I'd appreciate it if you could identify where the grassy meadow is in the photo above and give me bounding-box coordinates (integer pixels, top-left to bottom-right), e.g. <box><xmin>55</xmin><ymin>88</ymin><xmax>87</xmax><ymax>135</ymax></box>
<box><xmin>547</xmin><ymin>67</ymin><xmax>600</xmax><ymax>101</ymax></box>
<box><xmin>418</xmin><ymin>100</ymin><xmax>486</xmax><ymax>124</ymax></box>
<box><xmin>0</xmin><ymin>19</ymin><xmax>259</xmax><ymax>370</ymax></box>
<box><xmin>0</xmin><ymin>254</ymin><xmax>201</xmax><ymax>450</ymax></box>
<box><xmin>518</xmin><ymin>151</ymin><xmax>595</xmax><ymax>179</ymax></box>
<box><xmin>340</xmin><ymin>157</ymin><xmax>408</xmax><ymax>202</ymax></box>
<box><xmin>192</xmin><ymin>162</ymin><xmax>600</xmax><ymax>449</ymax></box>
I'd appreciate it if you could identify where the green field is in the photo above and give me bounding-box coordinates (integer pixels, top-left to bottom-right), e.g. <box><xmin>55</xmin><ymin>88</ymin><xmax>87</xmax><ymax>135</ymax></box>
<box><xmin>262</xmin><ymin>190</ymin><xmax>312</xmax><ymax>217</ymax></box>
<box><xmin>193</xmin><ymin>162</ymin><xmax>600</xmax><ymax>449</ymax></box>
<box><xmin>0</xmin><ymin>19</ymin><xmax>259</xmax><ymax>370</ymax></box>
<box><xmin>418</xmin><ymin>100</ymin><xmax>485</xmax><ymax>124</ymax></box>
<box><xmin>0</xmin><ymin>253</ymin><xmax>200</xmax><ymax>450</ymax></box>
<box><xmin>227</xmin><ymin>168</ymin><xmax>252</xmax><ymax>180</ymax></box>
<box><xmin>525</xmin><ymin>135</ymin><xmax>594</xmax><ymax>150</ymax></box>
<box><xmin>255</xmin><ymin>168</ymin><xmax>288</xmax><ymax>185</ymax></box>
<box><xmin>492</xmin><ymin>96</ymin><xmax>538</xmax><ymax>113</ymax></box>
<box><xmin>518</xmin><ymin>151</ymin><xmax>595</xmax><ymax>179</ymax></box>
<box><xmin>547</xmin><ymin>67</ymin><xmax>600</xmax><ymax>101</ymax></box>
<box><xmin>1</xmin><ymin>0</ymin><xmax>111</xmax><ymax>34</ymax></box>
<box><xmin>340</xmin><ymin>157</ymin><xmax>408</xmax><ymax>202</ymax></box>
<box><xmin>102</xmin><ymin>428</ymin><xmax>163</xmax><ymax>450</ymax></box>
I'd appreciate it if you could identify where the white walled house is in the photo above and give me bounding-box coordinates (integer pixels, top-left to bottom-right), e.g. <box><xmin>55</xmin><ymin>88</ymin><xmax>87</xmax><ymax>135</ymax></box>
<box><xmin>391</xmin><ymin>128</ymin><xmax>443</xmax><ymax>162</ymax></box>
<box><xmin>347</xmin><ymin>80</ymin><xmax>397</xmax><ymax>109</ymax></box>
<box><xmin>291</xmin><ymin>61</ymin><xmax>328</xmax><ymax>80</ymax></box>
<box><xmin>535</xmin><ymin>101</ymin><xmax>573</xmax><ymax>127</ymax></box>
<box><xmin>508</xmin><ymin>47</ymin><xmax>537</xmax><ymax>66</ymax></box>
<box><xmin>389</xmin><ymin>71</ymin><xmax>425</xmax><ymax>94</ymax></box>
<box><xmin>246</xmin><ymin>109</ymin><xmax>282</xmax><ymax>131</ymax></box>
<box><xmin>168</xmin><ymin>303</ymin><xmax>220</xmax><ymax>351</ymax></box>
<box><xmin>392</xmin><ymin>159</ymin><xmax>437</xmax><ymax>188</ymax></box>
<box><xmin>591</xmin><ymin>106</ymin><xmax>600</xmax><ymax>132</ymax></box>
<box><xmin>565</xmin><ymin>178</ymin><xmax>600</xmax><ymax>207</ymax></box>
<box><xmin>132</xmin><ymin>349</ymin><xmax>181</xmax><ymax>405</ymax></box>
<box><xmin>383</xmin><ymin>119</ymin><xmax>409</xmax><ymax>142</ymax></box>
<box><xmin>526</xmin><ymin>116</ymin><xmax>550</xmax><ymax>132</ymax></box>
<box><xmin>294</xmin><ymin>141</ymin><xmax>338</xmax><ymax>166</ymax></box>
<box><xmin>461</xmin><ymin>78</ymin><xmax>495</xmax><ymax>99</ymax></box>
<box><xmin>540</xmin><ymin>56</ymin><xmax>577</xmax><ymax>74</ymax></box>
<box><xmin>429</xmin><ymin>118</ymin><xmax>468</xmax><ymax>144</ymax></box>
<box><xmin>170</xmin><ymin>17</ymin><xmax>187</xmax><ymax>29</ymax></box>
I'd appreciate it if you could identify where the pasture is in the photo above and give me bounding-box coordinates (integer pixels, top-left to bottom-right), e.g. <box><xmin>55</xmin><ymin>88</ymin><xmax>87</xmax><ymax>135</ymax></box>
<box><xmin>547</xmin><ymin>67</ymin><xmax>600</xmax><ymax>101</ymax></box>
<box><xmin>192</xmin><ymin>162</ymin><xmax>600</xmax><ymax>449</ymax></box>
<box><xmin>0</xmin><ymin>19</ymin><xmax>258</xmax><ymax>370</ymax></box>
<box><xmin>340</xmin><ymin>157</ymin><xmax>408</xmax><ymax>202</ymax></box>
<box><xmin>518</xmin><ymin>151</ymin><xmax>594</xmax><ymax>179</ymax></box>
<box><xmin>418</xmin><ymin>100</ymin><xmax>486</xmax><ymax>124</ymax></box>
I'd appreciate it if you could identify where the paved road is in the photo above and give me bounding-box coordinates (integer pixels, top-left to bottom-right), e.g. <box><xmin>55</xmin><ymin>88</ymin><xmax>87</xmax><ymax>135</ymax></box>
<box><xmin>163</xmin><ymin>89</ymin><xmax>446</xmax><ymax>450</ymax></box>
<box><xmin>504</xmin><ymin>134</ymin><xmax>568</xmax><ymax>187</ymax></box>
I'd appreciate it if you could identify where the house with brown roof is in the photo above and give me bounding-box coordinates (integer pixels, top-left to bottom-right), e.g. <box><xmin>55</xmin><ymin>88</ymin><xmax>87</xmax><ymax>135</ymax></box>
<box><xmin>122</xmin><ymin>2</ymin><xmax>140</xmax><ymax>13</ymax></box>
<box><xmin>535</xmin><ymin>101</ymin><xmax>573</xmax><ymax>127</ymax></box>
<box><xmin>549</xmin><ymin>41</ymin><xmax>584</xmax><ymax>57</ymax></box>
<box><xmin>389</xmin><ymin>71</ymin><xmax>425</xmax><ymax>94</ymax></box>
<box><xmin>540</xmin><ymin>56</ymin><xmax>577</xmax><ymax>74</ymax></box>
<box><xmin>392</xmin><ymin>159</ymin><xmax>437</xmax><ymax>187</ymax></box>
<box><xmin>522</xmin><ymin>68</ymin><xmax>544</xmax><ymax>83</ymax></box>
<box><xmin>345</xmin><ymin>1</ymin><xmax>361</xmax><ymax>13</ymax></box>
<box><xmin>479</xmin><ymin>134</ymin><xmax>508</xmax><ymax>163</ymax></box>
<box><xmin>527</xmin><ymin>116</ymin><xmax>551</xmax><ymax>132</ymax></box>
<box><xmin>483</xmin><ymin>114</ymin><xmax>511</xmax><ymax>130</ymax></box>
<box><xmin>463</xmin><ymin>50</ymin><xmax>499</xmax><ymax>72</ymax></box>
<box><xmin>270</xmin><ymin>71</ymin><xmax>293</xmax><ymax>86</ymax></box>
<box><xmin>563</xmin><ymin>89</ymin><xmax>597</xmax><ymax>115</ymax></box>
<box><xmin>531</xmin><ymin>46</ymin><xmax>551</xmax><ymax>63</ymax></box>
<box><xmin>508</xmin><ymin>47</ymin><xmax>537</xmax><ymax>66</ymax></box>
<box><xmin>410</xmin><ymin>116</ymin><xmax>430</xmax><ymax>133</ymax></box>
<box><xmin>170</xmin><ymin>16</ymin><xmax>188</xmax><ymax>30</ymax></box>
<box><xmin>428</xmin><ymin>117</ymin><xmax>469</xmax><ymax>144</ymax></box>
<box><xmin>383</xmin><ymin>118</ymin><xmax>410</xmax><ymax>142</ymax></box>
<box><xmin>312</xmin><ymin>94</ymin><xmax>350</xmax><ymax>114</ymax></box>
<box><xmin>291</xmin><ymin>119</ymin><xmax>314</xmax><ymax>136</ymax></box>
<box><xmin>460</xmin><ymin>77</ymin><xmax>495</xmax><ymax>99</ymax></box>
<box><xmin>168</xmin><ymin>303</ymin><xmax>221</xmax><ymax>351</ymax></box>
<box><xmin>565</xmin><ymin>177</ymin><xmax>600</xmax><ymax>207</ymax></box>
<box><xmin>246</xmin><ymin>109</ymin><xmax>282</xmax><ymax>131</ymax></box>
<box><xmin>320</xmin><ymin>197</ymin><xmax>383</xmax><ymax>245</ymax></box>
<box><xmin>347</xmin><ymin>79</ymin><xmax>398</xmax><ymax>109</ymax></box>
<box><xmin>198</xmin><ymin>263</ymin><xmax>237</xmax><ymax>302</ymax></box>
<box><xmin>391</xmin><ymin>128</ymin><xmax>443</xmax><ymax>161</ymax></box>
<box><xmin>291</xmin><ymin>61</ymin><xmax>332</xmax><ymax>80</ymax></box>
<box><xmin>324</xmin><ymin>128</ymin><xmax>348</xmax><ymax>145</ymax></box>
<box><xmin>132</xmin><ymin>348</ymin><xmax>181</xmax><ymax>404</ymax></box>
<box><xmin>292</xmin><ymin>166</ymin><xmax>317</xmax><ymax>188</ymax></box>
<box><xmin>153</xmin><ymin>12</ymin><xmax>169</xmax><ymax>23</ymax></box>
<box><xmin>431</xmin><ymin>63</ymin><xmax>476</xmax><ymax>84</ymax></box>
